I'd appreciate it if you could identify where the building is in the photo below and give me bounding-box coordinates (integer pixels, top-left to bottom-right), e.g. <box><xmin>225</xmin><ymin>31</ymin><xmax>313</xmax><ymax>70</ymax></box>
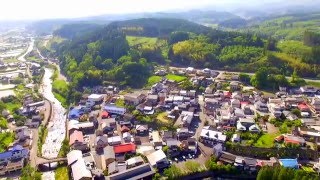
<box><xmin>237</xmin><ymin>118</ymin><xmax>260</xmax><ymax>133</ymax></box>
<box><xmin>126</xmin><ymin>156</ymin><xmax>144</xmax><ymax>169</ymax></box>
<box><xmin>113</xmin><ymin>143</ymin><xmax>136</xmax><ymax>155</ymax></box>
<box><xmin>106</xmin><ymin>163</ymin><xmax>155</xmax><ymax>180</ymax></box>
<box><xmin>146</xmin><ymin>94</ymin><xmax>159</xmax><ymax>106</ymax></box>
<box><xmin>152</xmin><ymin>131</ymin><xmax>163</xmax><ymax>149</ymax></box>
<box><xmin>255</xmin><ymin>101</ymin><xmax>268</xmax><ymax>112</ymax></box>
<box><xmin>103</xmin><ymin>146</ymin><xmax>116</xmax><ymax>168</ymax></box>
<box><xmin>67</xmin><ymin>150</ymin><xmax>92</xmax><ymax>180</ymax></box>
<box><xmin>69</xmin><ymin>130</ymin><xmax>88</xmax><ymax>151</ymax></box>
<box><xmin>230</xmin><ymin>81</ymin><xmax>241</xmax><ymax>91</ymax></box>
<box><xmin>108</xmin><ymin>136</ymin><xmax>122</xmax><ymax>146</ymax></box>
<box><xmin>146</xmin><ymin>150</ymin><xmax>169</xmax><ymax>168</ymax></box>
<box><xmin>88</xmin><ymin>94</ymin><xmax>104</xmax><ymax>103</ymax></box>
<box><xmin>136</xmin><ymin>124</ymin><xmax>148</xmax><ymax>135</ymax></box>
<box><xmin>0</xmin><ymin>145</ymin><xmax>29</xmax><ymax>164</ymax></box>
<box><xmin>200</xmin><ymin>129</ymin><xmax>227</xmax><ymax>145</ymax></box>
<box><xmin>177</xmin><ymin>111</ymin><xmax>194</xmax><ymax>127</ymax></box>
<box><xmin>124</xmin><ymin>94</ymin><xmax>146</xmax><ymax>106</ymax></box>
<box><xmin>104</xmin><ymin>104</ymin><xmax>126</xmax><ymax>115</ymax></box>
<box><xmin>95</xmin><ymin>135</ymin><xmax>109</xmax><ymax>150</ymax></box>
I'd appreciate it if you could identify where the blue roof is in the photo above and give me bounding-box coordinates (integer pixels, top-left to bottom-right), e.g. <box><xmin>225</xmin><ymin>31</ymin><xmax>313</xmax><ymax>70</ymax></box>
<box><xmin>0</xmin><ymin>151</ymin><xmax>12</xmax><ymax>160</ymax></box>
<box><xmin>279</xmin><ymin>159</ymin><xmax>299</xmax><ymax>168</ymax></box>
<box><xmin>11</xmin><ymin>145</ymin><xmax>23</xmax><ymax>151</ymax></box>
<box><xmin>69</xmin><ymin>108</ymin><xmax>82</xmax><ymax>119</ymax></box>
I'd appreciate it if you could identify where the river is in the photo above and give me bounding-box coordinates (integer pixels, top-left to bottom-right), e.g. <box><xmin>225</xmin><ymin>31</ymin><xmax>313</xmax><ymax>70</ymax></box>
<box><xmin>17</xmin><ymin>39</ymin><xmax>34</xmax><ymax>62</ymax></box>
<box><xmin>40</xmin><ymin>68</ymin><xmax>67</xmax><ymax>180</ymax></box>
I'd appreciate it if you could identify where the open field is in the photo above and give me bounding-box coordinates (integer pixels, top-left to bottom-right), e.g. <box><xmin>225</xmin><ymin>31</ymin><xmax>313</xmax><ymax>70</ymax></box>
<box><xmin>146</xmin><ymin>75</ymin><xmax>162</xmax><ymax>87</ymax></box>
<box><xmin>254</xmin><ymin>133</ymin><xmax>279</xmax><ymax>148</ymax></box>
<box><xmin>166</xmin><ymin>74</ymin><xmax>187</xmax><ymax>82</ymax></box>
<box><xmin>126</xmin><ymin>36</ymin><xmax>158</xmax><ymax>47</ymax></box>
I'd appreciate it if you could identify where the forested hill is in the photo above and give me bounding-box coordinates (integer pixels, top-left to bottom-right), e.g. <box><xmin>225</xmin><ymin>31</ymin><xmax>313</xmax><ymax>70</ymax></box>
<box><xmin>108</xmin><ymin>18</ymin><xmax>211</xmax><ymax>37</ymax></box>
<box><xmin>44</xmin><ymin>17</ymin><xmax>320</xmax><ymax>93</ymax></box>
<box><xmin>53</xmin><ymin>23</ymin><xmax>104</xmax><ymax>39</ymax></box>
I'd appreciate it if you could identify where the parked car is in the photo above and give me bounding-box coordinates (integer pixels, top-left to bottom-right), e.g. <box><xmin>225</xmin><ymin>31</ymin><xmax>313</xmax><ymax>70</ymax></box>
<box><xmin>188</xmin><ymin>154</ymin><xmax>192</xmax><ymax>159</ymax></box>
<box><xmin>182</xmin><ymin>156</ymin><xmax>186</xmax><ymax>161</ymax></box>
<box><xmin>174</xmin><ymin>158</ymin><xmax>179</xmax><ymax>163</ymax></box>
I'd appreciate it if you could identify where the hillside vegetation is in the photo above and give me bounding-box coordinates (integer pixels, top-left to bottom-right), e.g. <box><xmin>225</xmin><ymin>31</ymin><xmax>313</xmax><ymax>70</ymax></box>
<box><xmin>42</xmin><ymin>17</ymin><xmax>320</xmax><ymax>101</ymax></box>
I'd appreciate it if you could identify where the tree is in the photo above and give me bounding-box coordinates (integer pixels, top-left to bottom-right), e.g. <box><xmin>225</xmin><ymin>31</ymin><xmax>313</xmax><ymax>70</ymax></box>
<box><xmin>291</xmin><ymin>109</ymin><xmax>301</xmax><ymax>118</ymax></box>
<box><xmin>21</xmin><ymin>165</ymin><xmax>41</xmax><ymax>180</ymax></box>
<box><xmin>169</xmin><ymin>31</ymin><xmax>190</xmax><ymax>45</ymax></box>
<box><xmin>163</xmin><ymin>165</ymin><xmax>182</xmax><ymax>179</ymax></box>
<box><xmin>250</xmin><ymin>67</ymin><xmax>269</xmax><ymax>89</ymax></box>
<box><xmin>239</xmin><ymin>73</ymin><xmax>251</xmax><ymax>83</ymax></box>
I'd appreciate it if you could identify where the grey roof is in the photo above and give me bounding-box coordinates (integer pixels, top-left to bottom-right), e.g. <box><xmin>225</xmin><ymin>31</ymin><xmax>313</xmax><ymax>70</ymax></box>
<box><xmin>104</xmin><ymin>146</ymin><xmax>115</xmax><ymax>160</ymax></box>
<box><xmin>106</xmin><ymin>163</ymin><xmax>154</xmax><ymax>180</ymax></box>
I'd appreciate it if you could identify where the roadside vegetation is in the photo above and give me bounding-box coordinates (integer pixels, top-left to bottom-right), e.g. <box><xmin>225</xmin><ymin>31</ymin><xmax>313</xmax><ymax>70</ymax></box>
<box><xmin>55</xmin><ymin>165</ymin><xmax>69</xmax><ymax>180</ymax></box>
<box><xmin>37</xmin><ymin>125</ymin><xmax>48</xmax><ymax>156</ymax></box>
<box><xmin>0</xmin><ymin>132</ymin><xmax>15</xmax><ymax>152</ymax></box>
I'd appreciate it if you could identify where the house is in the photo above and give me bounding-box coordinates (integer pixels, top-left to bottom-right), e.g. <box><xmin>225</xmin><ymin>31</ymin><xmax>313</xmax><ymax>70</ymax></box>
<box><xmin>230</xmin><ymin>81</ymin><xmax>241</xmax><ymax>91</ymax></box>
<box><xmin>103</xmin><ymin>146</ymin><xmax>116</xmax><ymax>167</ymax></box>
<box><xmin>161</xmin><ymin>130</ymin><xmax>174</xmax><ymax>142</ymax></box>
<box><xmin>123</xmin><ymin>132</ymin><xmax>133</xmax><ymax>142</ymax></box>
<box><xmin>219</xmin><ymin>152</ymin><xmax>236</xmax><ymax>164</ymax></box>
<box><xmin>177</xmin><ymin>128</ymin><xmax>190</xmax><ymax>140</ymax></box>
<box><xmin>146</xmin><ymin>150</ymin><xmax>169</xmax><ymax>168</ymax></box>
<box><xmin>300</xmin><ymin>86</ymin><xmax>318</xmax><ymax>95</ymax></box>
<box><xmin>0</xmin><ymin>145</ymin><xmax>29</xmax><ymax>164</ymax></box>
<box><xmin>237</xmin><ymin>118</ymin><xmax>260</xmax><ymax>133</ymax></box>
<box><xmin>16</xmin><ymin>128</ymin><xmax>31</xmax><ymax>142</ymax></box>
<box><xmin>231</xmin><ymin>99</ymin><xmax>241</xmax><ymax>108</ymax></box>
<box><xmin>216</xmin><ymin>108</ymin><xmax>235</xmax><ymax>126</ymax></box>
<box><xmin>101</xmin><ymin>118</ymin><xmax>116</xmax><ymax>135</ymax></box>
<box><xmin>69</xmin><ymin>130</ymin><xmax>88</xmax><ymax>151</ymax></box>
<box><xmin>101</xmin><ymin>111</ymin><xmax>109</xmax><ymax>119</ymax></box>
<box><xmin>67</xmin><ymin>150</ymin><xmax>92</xmax><ymax>180</ymax></box>
<box><xmin>107</xmin><ymin>136</ymin><xmax>122</xmax><ymax>146</ymax></box>
<box><xmin>166</xmin><ymin>138</ymin><xmax>180</xmax><ymax>157</ymax></box>
<box><xmin>255</xmin><ymin>101</ymin><xmax>268</xmax><ymax>112</ymax></box>
<box><xmin>113</xmin><ymin>143</ymin><xmax>136</xmax><ymax>156</ymax></box>
<box><xmin>126</xmin><ymin>156</ymin><xmax>144</xmax><ymax>169</ymax></box>
<box><xmin>180</xmin><ymin>138</ymin><xmax>197</xmax><ymax>154</ymax></box>
<box><xmin>279</xmin><ymin>159</ymin><xmax>299</xmax><ymax>169</ymax></box>
<box><xmin>124</xmin><ymin>94</ymin><xmax>146</xmax><ymax>106</ymax></box>
<box><xmin>312</xmin><ymin>97</ymin><xmax>320</xmax><ymax>112</ymax></box>
<box><xmin>199</xmin><ymin>129</ymin><xmax>227</xmax><ymax>145</ymax></box>
<box><xmin>282</xmin><ymin>111</ymin><xmax>298</xmax><ymax>121</ymax></box>
<box><xmin>152</xmin><ymin>131</ymin><xmax>163</xmax><ymax>149</ymax></box>
<box><xmin>243</xmin><ymin>158</ymin><xmax>258</xmax><ymax>171</ymax></box>
<box><xmin>283</xmin><ymin>134</ymin><xmax>306</xmax><ymax>146</ymax></box>
<box><xmin>136</xmin><ymin>124</ymin><xmax>148</xmax><ymax>135</ymax></box>
<box><xmin>177</xmin><ymin>111</ymin><xmax>194</xmax><ymax>127</ymax></box>
<box><xmin>77</xmin><ymin>122</ymin><xmax>95</xmax><ymax>134</ymax></box>
<box><xmin>95</xmin><ymin>135</ymin><xmax>109</xmax><ymax>150</ymax></box>
<box><xmin>234</xmin><ymin>108</ymin><xmax>245</xmax><ymax>119</ymax></box>
<box><xmin>146</xmin><ymin>95</ymin><xmax>158</xmax><ymax>106</ymax></box>
<box><xmin>104</xmin><ymin>104</ymin><xmax>126</xmax><ymax>115</ymax></box>
<box><xmin>106</xmin><ymin>163</ymin><xmax>154</xmax><ymax>180</ymax></box>
<box><xmin>186</xmin><ymin>67</ymin><xmax>195</xmax><ymax>74</ymax></box>
<box><xmin>231</xmin><ymin>134</ymin><xmax>241</xmax><ymax>143</ymax></box>
<box><xmin>205</xmin><ymin>98</ymin><xmax>220</xmax><ymax>113</ymax></box>
<box><xmin>213</xmin><ymin>143</ymin><xmax>223</xmax><ymax>157</ymax></box>
<box><xmin>88</xmin><ymin>94</ymin><xmax>104</xmax><ymax>103</ymax></box>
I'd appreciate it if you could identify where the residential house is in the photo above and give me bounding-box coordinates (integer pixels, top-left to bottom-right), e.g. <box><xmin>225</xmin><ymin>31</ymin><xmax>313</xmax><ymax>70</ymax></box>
<box><xmin>205</xmin><ymin>98</ymin><xmax>220</xmax><ymax>115</ymax></box>
<box><xmin>67</xmin><ymin>150</ymin><xmax>92</xmax><ymax>180</ymax></box>
<box><xmin>231</xmin><ymin>99</ymin><xmax>241</xmax><ymax>108</ymax></box>
<box><xmin>95</xmin><ymin>135</ymin><xmax>109</xmax><ymax>150</ymax></box>
<box><xmin>126</xmin><ymin>156</ymin><xmax>144</xmax><ymax>169</ymax></box>
<box><xmin>114</xmin><ymin>143</ymin><xmax>136</xmax><ymax>156</ymax></box>
<box><xmin>300</xmin><ymin>86</ymin><xmax>318</xmax><ymax>96</ymax></box>
<box><xmin>161</xmin><ymin>130</ymin><xmax>174</xmax><ymax>142</ymax></box>
<box><xmin>106</xmin><ymin>163</ymin><xmax>154</xmax><ymax>180</ymax></box>
<box><xmin>177</xmin><ymin>111</ymin><xmax>194</xmax><ymax>127</ymax></box>
<box><xmin>0</xmin><ymin>145</ymin><xmax>29</xmax><ymax>165</ymax></box>
<box><xmin>69</xmin><ymin>130</ymin><xmax>88</xmax><ymax>151</ymax></box>
<box><xmin>312</xmin><ymin>97</ymin><xmax>320</xmax><ymax>112</ymax></box>
<box><xmin>255</xmin><ymin>101</ymin><xmax>268</xmax><ymax>112</ymax></box>
<box><xmin>152</xmin><ymin>131</ymin><xmax>163</xmax><ymax>149</ymax></box>
<box><xmin>146</xmin><ymin>150</ymin><xmax>169</xmax><ymax>169</ymax></box>
<box><xmin>216</xmin><ymin>108</ymin><xmax>236</xmax><ymax>126</ymax></box>
<box><xmin>107</xmin><ymin>136</ymin><xmax>122</xmax><ymax>146</ymax></box>
<box><xmin>146</xmin><ymin>95</ymin><xmax>158</xmax><ymax>106</ymax></box>
<box><xmin>103</xmin><ymin>146</ymin><xmax>116</xmax><ymax>168</ymax></box>
<box><xmin>181</xmin><ymin>138</ymin><xmax>198</xmax><ymax>154</ymax></box>
<box><xmin>104</xmin><ymin>104</ymin><xmax>126</xmax><ymax>115</ymax></box>
<box><xmin>88</xmin><ymin>94</ymin><xmax>104</xmax><ymax>103</ymax></box>
<box><xmin>124</xmin><ymin>94</ymin><xmax>146</xmax><ymax>106</ymax></box>
<box><xmin>283</xmin><ymin>134</ymin><xmax>306</xmax><ymax>146</ymax></box>
<box><xmin>123</xmin><ymin>132</ymin><xmax>133</xmax><ymax>143</ymax></box>
<box><xmin>200</xmin><ymin>129</ymin><xmax>227</xmax><ymax>145</ymax></box>
<box><xmin>177</xmin><ymin>128</ymin><xmax>190</xmax><ymax>140</ymax></box>
<box><xmin>219</xmin><ymin>152</ymin><xmax>236</xmax><ymax>164</ymax></box>
<box><xmin>230</xmin><ymin>81</ymin><xmax>241</xmax><ymax>91</ymax></box>
<box><xmin>136</xmin><ymin>124</ymin><xmax>148</xmax><ymax>135</ymax></box>
<box><xmin>166</xmin><ymin>138</ymin><xmax>180</xmax><ymax>157</ymax></box>
<box><xmin>237</xmin><ymin>118</ymin><xmax>260</xmax><ymax>133</ymax></box>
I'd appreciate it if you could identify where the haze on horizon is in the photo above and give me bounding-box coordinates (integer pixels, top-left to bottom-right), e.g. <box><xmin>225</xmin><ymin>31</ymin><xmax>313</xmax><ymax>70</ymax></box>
<box><xmin>0</xmin><ymin>0</ymin><xmax>317</xmax><ymax>21</ymax></box>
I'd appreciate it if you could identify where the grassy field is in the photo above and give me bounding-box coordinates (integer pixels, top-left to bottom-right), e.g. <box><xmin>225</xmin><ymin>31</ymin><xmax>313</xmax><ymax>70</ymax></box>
<box><xmin>307</xmin><ymin>81</ymin><xmax>320</xmax><ymax>88</ymax></box>
<box><xmin>254</xmin><ymin>133</ymin><xmax>279</xmax><ymax>148</ymax></box>
<box><xmin>166</xmin><ymin>74</ymin><xmax>187</xmax><ymax>82</ymax></box>
<box><xmin>126</xmin><ymin>36</ymin><xmax>158</xmax><ymax>47</ymax></box>
<box><xmin>146</xmin><ymin>75</ymin><xmax>162</xmax><ymax>87</ymax></box>
<box><xmin>52</xmin><ymin>79</ymin><xmax>69</xmax><ymax>107</ymax></box>
<box><xmin>0</xmin><ymin>132</ymin><xmax>15</xmax><ymax>152</ymax></box>
<box><xmin>55</xmin><ymin>165</ymin><xmax>69</xmax><ymax>180</ymax></box>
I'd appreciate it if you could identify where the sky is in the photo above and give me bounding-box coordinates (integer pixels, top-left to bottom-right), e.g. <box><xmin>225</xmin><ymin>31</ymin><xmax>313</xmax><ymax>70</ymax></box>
<box><xmin>0</xmin><ymin>0</ymin><xmax>314</xmax><ymax>20</ymax></box>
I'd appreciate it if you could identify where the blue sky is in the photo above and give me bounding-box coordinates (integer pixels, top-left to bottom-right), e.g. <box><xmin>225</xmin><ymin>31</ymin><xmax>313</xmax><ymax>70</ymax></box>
<box><xmin>0</xmin><ymin>0</ymin><xmax>313</xmax><ymax>20</ymax></box>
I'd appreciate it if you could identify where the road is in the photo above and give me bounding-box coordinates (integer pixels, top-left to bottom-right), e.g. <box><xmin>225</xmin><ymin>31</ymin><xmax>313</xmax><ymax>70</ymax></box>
<box><xmin>169</xmin><ymin>66</ymin><xmax>320</xmax><ymax>83</ymax></box>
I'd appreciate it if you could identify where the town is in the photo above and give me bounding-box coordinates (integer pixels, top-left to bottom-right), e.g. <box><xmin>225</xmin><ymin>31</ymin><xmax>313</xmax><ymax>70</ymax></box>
<box><xmin>1</xmin><ymin>38</ymin><xmax>320</xmax><ymax>179</ymax></box>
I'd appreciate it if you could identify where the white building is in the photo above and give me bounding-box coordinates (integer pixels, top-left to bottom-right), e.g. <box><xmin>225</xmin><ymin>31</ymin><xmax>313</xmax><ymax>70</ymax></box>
<box><xmin>104</xmin><ymin>104</ymin><xmax>126</xmax><ymax>115</ymax></box>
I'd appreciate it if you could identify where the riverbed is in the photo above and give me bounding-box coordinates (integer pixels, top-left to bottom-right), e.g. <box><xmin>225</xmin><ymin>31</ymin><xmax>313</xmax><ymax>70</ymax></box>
<box><xmin>40</xmin><ymin>68</ymin><xmax>67</xmax><ymax>180</ymax></box>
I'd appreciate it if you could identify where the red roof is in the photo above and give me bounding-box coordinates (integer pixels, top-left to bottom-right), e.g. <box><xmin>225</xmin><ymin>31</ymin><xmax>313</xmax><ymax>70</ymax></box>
<box><xmin>113</xmin><ymin>143</ymin><xmax>136</xmax><ymax>154</ymax></box>
<box><xmin>69</xmin><ymin>130</ymin><xmax>84</xmax><ymax>145</ymax></box>
<box><xmin>102</xmin><ymin>111</ymin><xmax>109</xmax><ymax>118</ymax></box>
<box><xmin>298</xmin><ymin>103</ymin><xmax>309</xmax><ymax>110</ymax></box>
<box><xmin>241</xmin><ymin>101</ymin><xmax>249</xmax><ymax>105</ymax></box>
<box><xmin>121</xmin><ymin>125</ymin><xmax>130</xmax><ymax>132</ymax></box>
<box><xmin>224</xmin><ymin>92</ymin><xmax>231</xmax><ymax>98</ymax></box>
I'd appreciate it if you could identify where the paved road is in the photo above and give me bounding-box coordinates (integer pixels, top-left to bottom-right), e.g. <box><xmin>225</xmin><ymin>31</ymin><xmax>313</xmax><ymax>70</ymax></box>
<box><xmin>169</xmin><ymin>66</ymin><xmax>320</xmax><ymax>83</ymax></box>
